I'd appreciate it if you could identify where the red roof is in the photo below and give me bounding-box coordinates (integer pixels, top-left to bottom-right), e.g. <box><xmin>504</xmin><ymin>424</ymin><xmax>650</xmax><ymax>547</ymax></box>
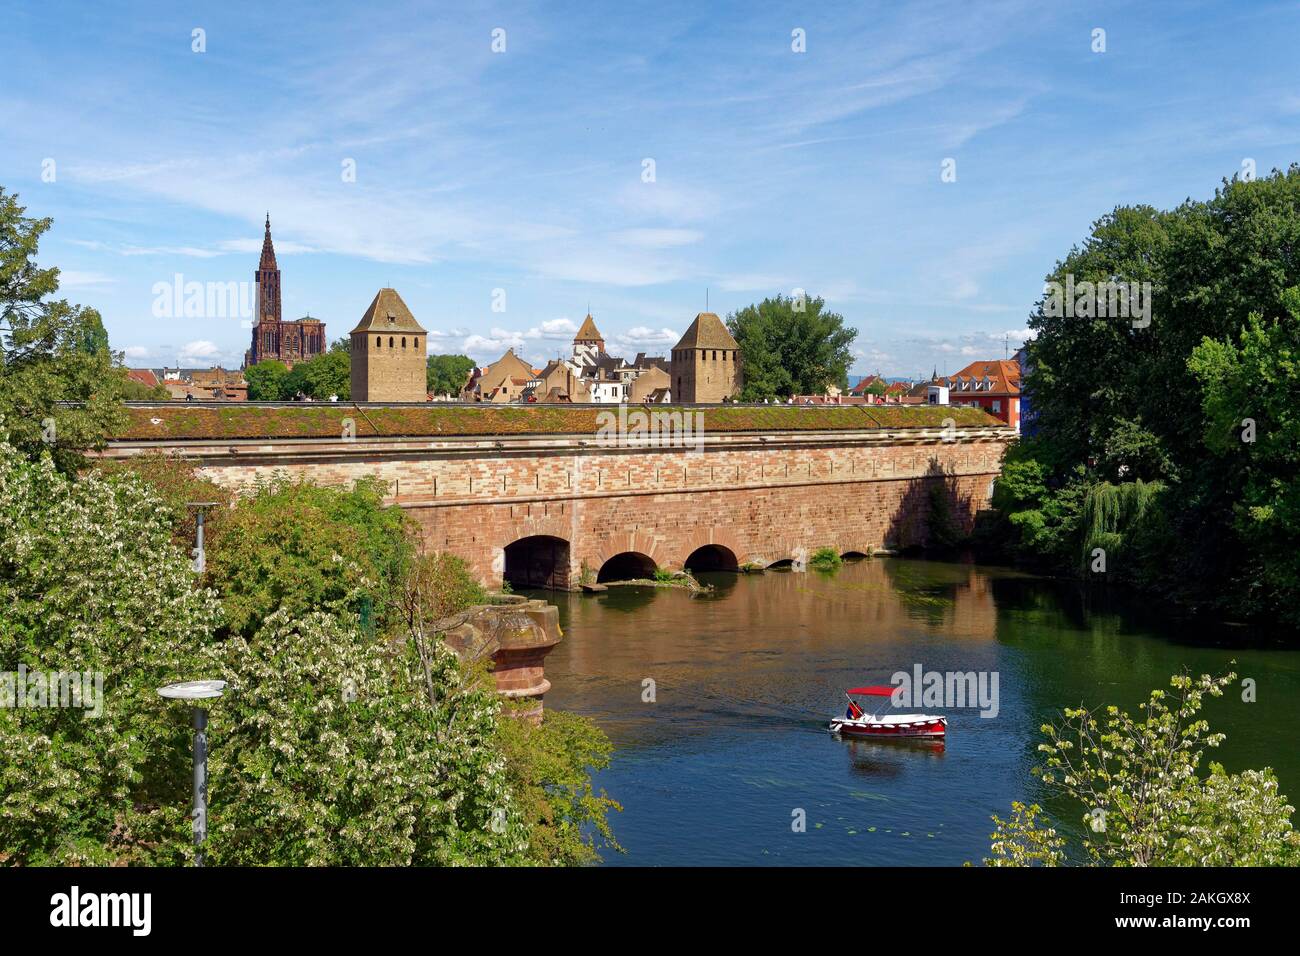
<box><xmin>946</xmin><ymin>360</ymin><xmax>1021</xmax><ymax>396</ymax></box>
<box><xmin>849</xmin><ymin>374</ymin><xmax>885</xmax><ymax>395</ymax></box>
<box><xmin>127</xmin><ymin>369</ymin><xmax>159</xmax><ymax>387</ymax></box>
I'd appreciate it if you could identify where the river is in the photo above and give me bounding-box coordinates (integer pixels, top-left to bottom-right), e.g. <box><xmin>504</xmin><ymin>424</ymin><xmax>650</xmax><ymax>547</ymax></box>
<box><xmin>535</xmin><ymin>557</ymin><xmax>1300</xmax><ymax>866</ymax></box>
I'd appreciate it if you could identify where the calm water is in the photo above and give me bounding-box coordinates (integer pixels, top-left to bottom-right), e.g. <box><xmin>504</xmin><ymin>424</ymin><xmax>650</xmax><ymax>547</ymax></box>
<box><xmin>535</xmin><ymin>557</ymin><xmax>1300</xmax><ymax>866</ymax></box>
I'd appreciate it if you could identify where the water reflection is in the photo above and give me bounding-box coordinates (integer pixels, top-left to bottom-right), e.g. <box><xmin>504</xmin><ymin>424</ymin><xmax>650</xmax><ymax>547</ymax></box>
<box><xmin>536</xmin><ymin>557</ymin><xmax>1300</xmax><ymax>866</ymax></box>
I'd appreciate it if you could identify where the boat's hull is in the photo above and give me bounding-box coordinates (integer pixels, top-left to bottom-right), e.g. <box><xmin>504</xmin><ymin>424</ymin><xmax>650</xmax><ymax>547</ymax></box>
<box><xmin>829</xmin><ymin>715</ymin><xmax>947</xmax><ymax>738</ymax></box>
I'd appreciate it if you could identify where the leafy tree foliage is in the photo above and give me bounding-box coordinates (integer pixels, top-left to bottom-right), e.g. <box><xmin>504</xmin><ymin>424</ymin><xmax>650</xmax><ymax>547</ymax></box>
<box><xmin>427</xmin><ymin>353</ymin><xmax>475</xmax><ymax>397</ymax></box>
<box><xmin>244</xmin><ymin>360</ymin><xmax>289</xmax><ymax>400</ymax></box>
<box><xmin>983</xmin><ymin>671</ymin><xmax>1300</xmax><ymax>866</ymax></box>
<box><xmin>246</xmin><ymin>349</ymin><xmax>350</xmax><ymax>401</ymax></box>
<box><xmin>0</xmin><ymin>187</ymin><xmax>128</xmax><ymax>472</ymax></box>
<box><xmin>284</xmin><ymin>347</ymin><xmax>350</xmax><ymax>400</ymax></box>
<box><xmin>495</xmin><ymin>707</ymin><xmax>620</xmax><ymax>866</ymax></box>
<box><xmin>1188</xmin><ymin>287</ymin><xmax>1300</xmax><ymax>625</ymax></box>
<box><xmin>203</xmin><ymin>475</ymin><xmax>411</xmax><ymax>638</ymax></box>
<box><xmin>120</xmin><ymin>376</ymin><xmax>169</xmax><ymax>401</ymax></box>
<box><xmin>1003</xmin><ymin>167</ymin><xmax>1300</xmax><ymax>624</ymax></box>
<box><xmin>726</xmin><ymin>295</ymin><xmax>856</xmax><ymax>400</ymax></box>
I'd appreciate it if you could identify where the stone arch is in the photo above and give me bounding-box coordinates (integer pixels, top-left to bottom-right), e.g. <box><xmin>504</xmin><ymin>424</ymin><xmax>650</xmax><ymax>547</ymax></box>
<box><xmin>673</xmin><ymin>526</ymin><xmax>744</xmax><ymax>570</ymax></box>
<box><xmin>597</xmin><ymin>551</ymin><xmax>657</xmax><ymax>583</ymax></box>
<box><xmin>591</xmin><ymin>530</ymin><xmax>666</xmax><ymax>569</ymax></box>
<box><xmin>503</xmin><ymin>535</ymin><xmax>571</xmax><ymax>590</ymax></box>
<box><xmin>684</xmin><ymin>544</ymin><xmax>739</xmax><ymax>572</ymax></box>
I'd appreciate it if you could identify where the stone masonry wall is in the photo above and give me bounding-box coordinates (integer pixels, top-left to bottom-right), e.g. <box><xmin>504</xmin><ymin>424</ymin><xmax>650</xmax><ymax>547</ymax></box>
<box><xmin>140</xmin><ymin>431</ymin><xmax>1010</xmax><ymax>587</ymax></box>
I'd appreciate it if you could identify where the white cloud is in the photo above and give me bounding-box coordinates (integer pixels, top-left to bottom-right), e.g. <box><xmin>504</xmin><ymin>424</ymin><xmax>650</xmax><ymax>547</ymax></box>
<box><xmin>58</xmin><ymin>271</ymin><xmax>117</xmax><ymax>290</ymax></box>
<box><xmin>122</xmin><ymin>345</ymin><xmax>150</xmax><ymax>359</ymax></box>
<box><xmin>614</xmin><ymin>326</ymin><xmax>679</xmax><ymax>346</ymax></box>
<box><xmin>178</xmin><ymin>340</ymin><xmax>224</xmax><ymax>365</ymax></box>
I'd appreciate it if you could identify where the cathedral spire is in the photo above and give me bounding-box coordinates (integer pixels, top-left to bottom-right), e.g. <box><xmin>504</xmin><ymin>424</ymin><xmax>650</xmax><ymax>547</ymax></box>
<box><xmin>259</xmin><ymin>214</ymin><xmax>277</xmax><ymax>272</ymax></box>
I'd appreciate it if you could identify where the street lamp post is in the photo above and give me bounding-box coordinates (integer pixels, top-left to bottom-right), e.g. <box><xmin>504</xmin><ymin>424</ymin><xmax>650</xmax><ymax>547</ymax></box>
<box><xmin>157</xmin><ymin>680</ymin><xmax>226</xmax><ymax>866</ymax></box>
<box><xmin>184</xmin><ymin>502</ymin><xmax>219</xmax><ymax>573</ymax></box>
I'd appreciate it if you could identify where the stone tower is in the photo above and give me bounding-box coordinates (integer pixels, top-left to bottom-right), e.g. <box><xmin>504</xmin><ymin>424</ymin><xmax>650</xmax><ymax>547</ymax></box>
<box><xmin>349</xmin><ymin>288</ymin><xmax>428</xmax><ymax>402</ymax></box>
<box><xmin>573</xmin><ymin>313</ymin><xmax>605</xmax><ymax>364</ymax></box>
<box><xmin>670</xmin><ymin>312</ymin><xmax>742</xmax><ymax>403</ymax></box>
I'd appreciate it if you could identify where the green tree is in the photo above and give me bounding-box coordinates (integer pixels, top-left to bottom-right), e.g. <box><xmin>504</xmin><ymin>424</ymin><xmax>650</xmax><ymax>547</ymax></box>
<box><xmin>427</xmin><ymin>353</ymin><xmax>475</xmax><ymax>397</ymax></box>
<box><xmin>1189</xmin><ymin>287</ymin><xmax>1300</xmax><ymax>626</ymax></box>
<box><xmin>982</xmin><ymin>671</ymin><xmax>1300</xmax><ymax>867</ymax></box>
<box><xmin>495</xmin><ymin>708</ymin><xmax>621</xmax><ymax>865</ymax></box>
<box><xmin>120</xmin><ymin>376</ymin><xmax>169</xmax><ymax>401</ymax></box>
<box><xmin>0</xmin><ymin>187</ymin><xmax>128</xmax><ymax>472</ymax></box>
<box><xmin>244</xmin><ymin>360</ymin><xmax>289</xmax><ymax>400</ymax></box>
<box><xmin>284</xmin><ymin>349</ymin><xmax>350</xmax><ymax>400</ymax></box>
<box><xmin>726</xmin><ymin>295</ymin><xmax>857</xmax><ymax>400</ymax></box>
<box><xmin>1004</xmin><ymin>167</ymin><xmax>1300</xmax><ymax>622</ymax></box>
<box><xmin>203</xmin><ymin>476</ymin><xmax>412</xmax><ymax>638</ymax></box>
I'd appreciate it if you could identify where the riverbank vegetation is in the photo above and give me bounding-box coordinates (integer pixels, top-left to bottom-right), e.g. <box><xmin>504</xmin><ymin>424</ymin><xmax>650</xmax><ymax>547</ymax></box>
<box><xmin>982</xmin><ymin>671</ymin><xmax>1300</xmax><ymax>866</ymax></box>
<box><xmin>0</xmin><ymin>188</ymin><xmax>617</xmax><ymax>866</ymax></box>
<box><xmin>984</xmin><ymin>167</ymin><xmax>1300</xmax><ymax>631</ymax></box>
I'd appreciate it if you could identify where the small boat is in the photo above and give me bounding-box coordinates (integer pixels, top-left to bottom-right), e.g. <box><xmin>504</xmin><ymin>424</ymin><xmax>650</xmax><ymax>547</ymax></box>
<box><xmin>828</xmin><ymin>685</ymin><xmax>947</xmax><ymax>739</ymax></box>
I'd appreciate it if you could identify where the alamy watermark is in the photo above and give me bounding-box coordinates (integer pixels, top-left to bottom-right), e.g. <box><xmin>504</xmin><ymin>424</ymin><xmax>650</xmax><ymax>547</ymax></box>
<box><xmin>2</xmin><ymin>665</ymin><xmax>104</xmax><ymax>717</ymax></box>
<box><xmin>888</xmin><ymin>664</ymin><xmax>999</xmax><ymax>718</ymax></box>
<box><xmin>1043</xmin><ymin>274</ymin><xmax>1151</xmax><ymax>328</ymax></box>
<box><xmin>595</xmin><ymin>405</ymin><xmax>705</xmax><ymax>453</ymax></box>
<box><xmin>151</xmin><ymin>273</ymin><xmax>255</xmax><ymax>320</ymax></box>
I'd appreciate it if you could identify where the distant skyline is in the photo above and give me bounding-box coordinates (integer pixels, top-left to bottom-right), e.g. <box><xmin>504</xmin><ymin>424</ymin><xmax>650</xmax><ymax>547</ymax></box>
<box><xmin>4</xmin><ymin>1</ymin><xmax>1300</xmax><ymax>376</ymax></box>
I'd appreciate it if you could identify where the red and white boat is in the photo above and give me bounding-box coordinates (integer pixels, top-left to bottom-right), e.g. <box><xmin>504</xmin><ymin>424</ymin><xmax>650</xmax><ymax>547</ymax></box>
<box><xmin>828</xmin><ymin>686</ymin><xmax>947</xmax><ymax>739</ymax></box>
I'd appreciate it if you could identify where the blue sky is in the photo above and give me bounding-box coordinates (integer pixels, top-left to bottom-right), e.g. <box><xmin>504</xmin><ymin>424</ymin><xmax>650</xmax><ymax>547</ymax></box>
<box><xmin>4</xmin><ymin>0</ymin><xmax>1300</xmax><ymax>376</ymax></box>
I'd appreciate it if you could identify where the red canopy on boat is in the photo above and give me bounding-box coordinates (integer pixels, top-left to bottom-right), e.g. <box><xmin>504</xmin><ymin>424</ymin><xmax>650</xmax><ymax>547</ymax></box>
<box><xmin>846</xmin><ymin>686</ymin><xmax>899</xmax><ymax>697</ymax></box>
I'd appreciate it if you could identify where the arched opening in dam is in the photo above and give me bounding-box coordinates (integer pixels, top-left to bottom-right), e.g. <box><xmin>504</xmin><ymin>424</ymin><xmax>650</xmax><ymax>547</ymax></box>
<box><xmin>597</xmin><ymin>551</ymin><xmax>657</xmax><ymax>583</ymax></box>
<box><xmin>684</xmin><ymin>544</ymin><xmax>739</xmax><ymax>573</ymax></box>
<box><xmin>503</xmin><ymin>535</ymin><xmax>571</xmax><ymax>590</ymax></box>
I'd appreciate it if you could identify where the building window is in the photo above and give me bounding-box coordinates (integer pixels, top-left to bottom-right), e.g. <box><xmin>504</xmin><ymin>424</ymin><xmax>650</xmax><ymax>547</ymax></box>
<box><xmin>992</xmin><ymin>400</ymin><xmax>1001</xmax><ymax>413</ymax></box>
<box><xmin>389</xmin><ymin>336</ymin><xmax>394</xmax><ymax>348</ymax></box>
<box><xmin>402</xmin><ymin>336</ymin><xmax>407</xmax><ymax>348</ymax></box>
<box><xmin>376</xmin><ymin>336</ymin><xmax>381</xmax><ymax>348</ymax></box>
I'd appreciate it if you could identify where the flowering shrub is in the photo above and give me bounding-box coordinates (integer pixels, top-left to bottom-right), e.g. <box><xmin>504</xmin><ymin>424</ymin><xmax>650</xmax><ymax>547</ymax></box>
<box><xmin>205</xmin><ymin>610</ymin><xmax>529</xmax><ymax>866</ymax></box>
<box><xmin>982</xmin><ymin>671</ymin><xmax>1300</xmax><ymax>866</ymax></box>
<box><xmin>0</xmin><ymin>440</ymin><xmax>222</xmax><ymax>864</ymax></box>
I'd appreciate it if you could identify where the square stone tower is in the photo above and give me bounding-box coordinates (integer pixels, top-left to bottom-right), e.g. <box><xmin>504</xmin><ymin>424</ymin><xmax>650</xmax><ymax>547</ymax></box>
<box><xmin>670</xmin><ymin>312</ymin><xmax>742</xmax><ymax>402</ymax></box>
<box><xmin>350</xmin><ymin>288</ymin><xmax>428</xmax><ymax>402</ymax></box>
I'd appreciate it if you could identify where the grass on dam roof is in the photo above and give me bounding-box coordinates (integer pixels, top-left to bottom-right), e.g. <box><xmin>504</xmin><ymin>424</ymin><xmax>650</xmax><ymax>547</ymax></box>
<box><xmin>113</xmin><ymin>403</ymin><xmax>1002</xmax><ymax>441</ymax></box>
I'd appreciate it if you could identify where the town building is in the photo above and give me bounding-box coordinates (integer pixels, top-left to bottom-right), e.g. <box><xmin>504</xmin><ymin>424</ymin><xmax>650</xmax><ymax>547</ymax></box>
<box><xmin>472</xmin><ymin>314</ymin><xmax>674</xmax><ymax>403</ymax></box>
<box><xmin>130</xmin><ymin>366</ymin><xmax>247</xmax><ymax>401</ymax></box>
<box><xmin>942</xmin><ymin>359</ymin><xmax>1021</xmax><ymax>430</ymax></box>
<box><xmin>670</xmin><ymin>312</ymin><xmax>742</xmax><ymax>402</ymax></box>
<box><xmin>349</xmin><ymin>288</ymin><xmax>429</xmax><ymax>402</ymax></box>
<box><xmin>244</xmin><ymin>216</ymin><xmax>326</xmax><ymax>368</ymax></box>
<box><xmin>461</xmin><ymin>348</ymin><xmax>538</xmax><ymax>402</ymax></box>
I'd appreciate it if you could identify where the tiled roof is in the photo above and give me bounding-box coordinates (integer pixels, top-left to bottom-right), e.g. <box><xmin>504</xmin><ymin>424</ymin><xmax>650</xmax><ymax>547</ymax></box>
<box><xmin>673</xmin><ymin>312</ymin><xmax>739</xmax><ymax>351</ymax></box>
<box><xmin>946</xmin><ymin>359</ymin><xmax>1021</xmax><ymax>395</ymax></box>
<box><xmin>350</xmin><ymin>288</ymin><xmax>427</xmax><ymax>334</ymax></box>
<box><xmin>575</xmin><ymin>313</ymin><xmax>603</xmax><ymax>341</ymax></box>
